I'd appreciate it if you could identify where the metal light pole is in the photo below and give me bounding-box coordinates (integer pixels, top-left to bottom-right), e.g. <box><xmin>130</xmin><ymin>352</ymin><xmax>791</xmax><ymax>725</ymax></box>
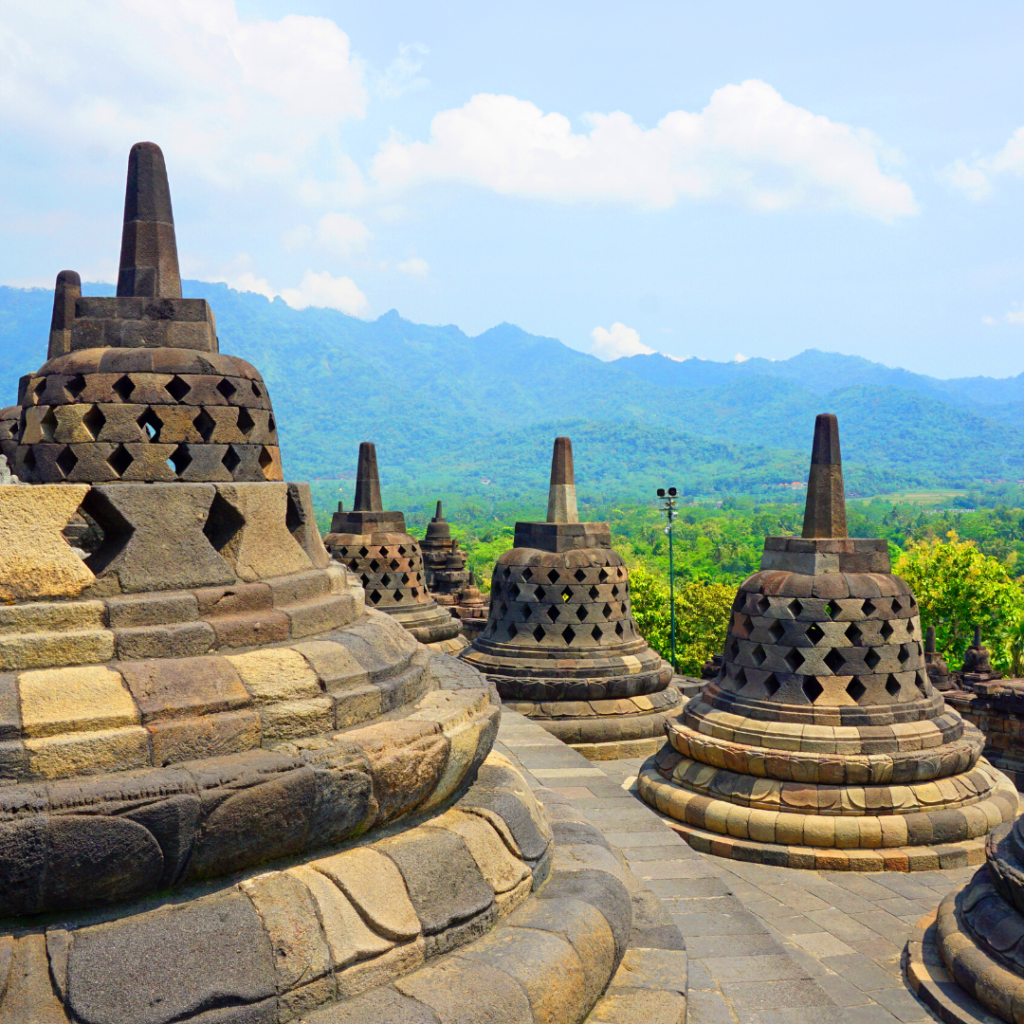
<box><xmin>657</xmin><ymin>487</ymin><xmax>679</xmax><ymax>672</ymax></box>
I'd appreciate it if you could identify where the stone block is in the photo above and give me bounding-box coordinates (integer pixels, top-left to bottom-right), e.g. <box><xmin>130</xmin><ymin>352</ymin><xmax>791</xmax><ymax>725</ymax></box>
<box><xmin>287</xmin><ymin>482</ymin><xmax>332</xmax><ymax>568</ymax></box>
<box><xmin>120</xmin><ymin>655</ymin><xmax>250</xmax><ymax>721</ymax></box>
<box><xmin>285</xmin><ymin>596</ymin><xmax>358</xmax><ymax>639</ymax></box>
<box><xmin>266</xmin><ymin>569</ymin><xmax>330</xmax><ymax>607</ymax></box>
<box><xmin>293</xmin><ymin>640</ymin><xmax>370</xmax><ymax>694</ymax></box>
<box><xmin>259</xmin><ymin>696</ymin><xmax>335</xmax><ymax>742</ymax></box>
<box><xmin>0</xmin><ymin>629</ymin><xmax>115</xmax><ymax>672</ymax></box>
<box><xmin>0</xmin><ymin>600</ymin><xmax>106</xmax><ymax>636</ymax></box>
<box><xmin>0</xmin><ymin>934</ymin><xmax>69</xmax><ymax>1023</ymax></box>
<box><xmin>432</xmin><ymin>809</ymin><xmax>530</xmax><ymax>894</ymax></box>
<box><xmin>104</xmin><ymin>591</ymin><xmax>199</xmax><ymax>628</ymax></box>
<box><xmin>289</xmin><ymin>866</ymin><xmax>393</xmax><ymax>970</ymax></box>
<box><xmin>19</xmin><ymin>664</ymin><xmax>139</xmax><ymax>737</ymax></box>
<box><xmin>334</xmin><ymin>684</ymin><xmax>384</xmax><ymax>728</ymax></box>
<box><xmin>0</xmin><ymin>485</ymin><xmax>94</xmax><ymax>601</ymax></box>
<box><xmin>311</xmin><ymin>846</ymin><xmax>421</xmax><ymax>941</ymax></box>
<box><xmin>82</xmin><ymin>484</ymin><xmax>235</xmax><ymax>592</ymax></box>
<box><xmin>26</xmin><ymin>726</ymin><xmax>151</xmax><ymax>779</ymax></box>
<box><xmin>227</xmin><ymin>647</ymin><xmax>323</xmax><ymax>703</ymax></box>
<box><xmin>396</xmin><ymin>956</ymin><xmax>533</xmax><ymax>1024</ymax></box>
<box><xmin>307</xmin><ymin>987</ymin><xmax>441</xmax><ymax>1023</ymax></box>
<box><xmin>209</xmin><ymin>482</ymin><xmax>313</xmax><ymax>581</ymax></box>
<box><xmin>65</xmin><ymin>892</ymin><xmax>276</xmax><ymax>1024</ymax></box>
<box><xmin>206</xmin><ymin>610</ymin><xmax>291</xmax><ymax>648</ymax></box>
<box><xmin>148</xmin><ymin>710</ymin><xmax>261</xmax><ymax>765</ymax></box>
<box><xmin>113</xmin><ymin>621</ymin><xmax>215</xmax><ymax>661</ymax></box>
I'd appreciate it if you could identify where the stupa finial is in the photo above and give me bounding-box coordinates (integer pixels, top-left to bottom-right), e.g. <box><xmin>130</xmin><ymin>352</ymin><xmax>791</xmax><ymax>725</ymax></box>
<box><xmin>926</xmin><ymin>625</ymin><xmax>937</xmax><ymax>654</ymax></box>
<box><xmin>546</xmin><ymin>436</ymin><xmax>578</xmax><ymax>524</ymax></box>
<box><xmin>117</xmin><ymin>141</ymin><xmax>181</xmax><ymax>298</ymax></box>
<box><xmin>802</xmin><ymin>413</ymin><xmax>847</xmax><ymax>539</ymax></box>
<box><xmin>434</xmin><ymin>500</ymin><xmax>443</xmax><ymax>521</ymax></box>
<box><xmin>47</xmin><ymin>270</ymin><xmax>81</xmax><ymax>359</ymax></box>
<box><xmin>353</xmin><ymin>442</ymin><xmax>383</xmax><ymax>512</ymax></box>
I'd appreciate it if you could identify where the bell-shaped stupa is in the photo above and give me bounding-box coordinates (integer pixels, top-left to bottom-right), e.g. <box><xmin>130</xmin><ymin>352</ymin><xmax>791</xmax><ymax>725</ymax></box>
<box><xmin>461</xmin><ymin>436</ymin><xmax>683</xmax><ymax>758</ymax></box>
<box><xmin>323</xmin><ymin>444</ymin><xmax>467</xmax><ymax>653</ymax></box>
<box><xmin>0</xmin><ymin>144</ymin><xmax>636</xmax><ymax>1023</ymax></box>
<box><xmin>639</xmin><ymin>414</ymin><xmax>1018</xmax><ymax>870</ymax></box>
<box><xmin>420</xmin><ymin>500</ymin><xmax>491</xmax><ymax>636</ymax></box>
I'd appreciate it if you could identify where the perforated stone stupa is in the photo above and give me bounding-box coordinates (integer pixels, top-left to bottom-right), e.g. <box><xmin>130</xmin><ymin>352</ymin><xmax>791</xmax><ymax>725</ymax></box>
<box><xmin>639</xmin><ymin>413</ymin><xmax>1018</xmax><ymax>871</ymax></box>
<box><xmin>461</xmin><ymin>437</ymin><xmax>682</xmax><ymax>759</ymax></box>
<box><xmin>420</xmin><ymin>500</ymin><xmax>490</xmax><ymax>637</ymax></box>
<box><xmin>324</xmin><ymin>444</ymin><xmax>467</xmax><ymax>654</ymax></box>
<box><xmin>0</xmin><ymin>144</ymin><xmax>636</xmax><ymax>1024</ymax></box>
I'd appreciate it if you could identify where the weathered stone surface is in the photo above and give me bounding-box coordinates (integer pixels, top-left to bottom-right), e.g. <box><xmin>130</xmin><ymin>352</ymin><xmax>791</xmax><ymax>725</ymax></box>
<box><xmin>120</xmin><ymin>656</ymin><xmax>250</xmax><ymax>721</ymax></box>
<box><xmin>538</xmin><ymin>869</ymin><xmax>633</xmax><ymax>962</ymax></box>
<box><xmin>304</xmin><ymin>987</ymin><xmax>439</xmax><ymax>1023</ymax></box>
<box><xmin>26</xmin><ymin>726</ymin><xmax>151</xmax><ymax>779</ymax></box>
<box><xmin>19</xmin><ymin>665</ymin><xmax>138</xmax><ymax>738</ymax></box>
<box><xmin>147</xmin><ymin>710</ymin><xmax>260</xmax><ymax>765</ymax></box>
<box><xmin>396</xmin><ymin>958</ymin><xmax>533</xmax><ymax>1024</ymax></box>
<box><xmin>227</xmin><ymin>647</ymin><xmax>322</xmax><ymax>704</ymax></box>
<box><xmin>113</xmin><ymin>620</ymin><xmax>215</xmax><ymax>661</ymax></box>
<box><xmin>0</xmin><ymin>934</ymin><xmax>69</xmax><ymax>1023</ymax></box>
<box><xmin>0</xmin><ymin>485</ymin><xmax>93</xmax><ymax>601</ymax></box>
<box><xmin>104</xmin><ymin>591</ymin><xmax>200</xmax><ymax>628</ymax></box>
<box><xmin>293</xmin><ymin>640</ymin><xmax>369</xmax><ymax>694</ymax></box>
<box><xmin>313</xmin><ymin>847</ymin><xmax>421</xmax><ymax>942</ymax></box>
<box><xmin>65</xmin><ymin>892</ymin><xmax>276</xmax><ymax>1024</ymax></box>
<box><xmin>432</xmin><ymin>809</ymin><xmax>530</xmax><ymax>894</ymax></box>
<box><xmin>380</xmin><ymin>827</ymin><xmax>494</xmax><ymax>934</ymax></box>
<box><xmin>0</xmin><ymin>628</ymin><xmax>115</xmax><ymax>672</ymax></box>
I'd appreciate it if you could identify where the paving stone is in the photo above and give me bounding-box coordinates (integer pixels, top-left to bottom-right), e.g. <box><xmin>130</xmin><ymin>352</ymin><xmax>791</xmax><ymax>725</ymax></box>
<box><xmin>720</xmin><ymin>978</ymin><xmax>835</xmax><ymax>1010</ymax></box>
<box><xmin>685</xmin><ymin>990</ymin><xmax>735</xmax><ymax>1024</ymax></box>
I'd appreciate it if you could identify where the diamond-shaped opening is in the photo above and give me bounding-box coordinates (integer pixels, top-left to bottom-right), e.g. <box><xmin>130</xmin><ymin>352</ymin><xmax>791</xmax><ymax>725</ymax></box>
<box><xmin>862</xmin><ymin>599</ymin><xmax>876</xmax><ymax>616</ymax></box>
<box><xmin>562</xmin><ymin>625</ymin><xmax>576</xmax><ymax>644</ymax></box>
<box><xmin>892</xmin><ymin>597</ymin><xmax>903</xmax><ymax>614</ymax></box>
<box><xmin>111</xmin><ymin>375</ymin><xmax>135</xmax><ymax>403</ymax></box>
<box><xmin>259</xmin><ymin>447</ymin><xmax>275</xmax><ymax>476</ymax></box>
<box><xmin>410</xmin><ymin>587</ymin><xmax>419</xmax><ymax>597</ymax></box>
<box><xmin>533</xmin><ymin>625</ymin><xmax>546</xmax><ymax>643</ymax></box>
<box><xmin>496</xmin><ymin>602</ymin><xmax>507</xmax><ymax>618</ymax></box>
<box><xmin>520</xmin><ymin>605</ymin><xmax>532</xmax><ymax>620</ymax></box>
<box><xmin>802</xmin><ymin>677</ymin><xmax>824</xmax><ymax>703</ymax></box>
<box><xmin>369</xmin><ymin>559</ymin><xmax>381</xmax><ymax>571</ymax></box>
<box><xmin>217</xmin><ymin>378</ymin><xmax>237</xmax><ymax>401</ymax></box>
<box><xmin>167</xmin><ymin>444</ymin><xmax>192</xmax><ymax>476</ymax></box>
<box><xmin>755</xmin><ymin>594</ymin><xmax>770</xmax><ymax>615</ymax></box>
<box><xmin>728</xmin><ymin>638</ymin><xmax>740</xmax><ymax>659</ymax></box>
<box><xmin>574</xmin><ymin>569</ymin><xmax>587</xmax><ymax>582</ymax></box>
<box><xmin>732</xmin><ymin>592</ymin><xmax>746</xmax><ymax>612</ymax></box>
<box><xmin>358</xmin><ymin>546</ymin><xmax>369</xmax><ymax>557</ymax></box>
<box><xmin>733</xmin><ymin>666</ymin><xmax>748</xmax><ymax>688</ymax></box>
<box><xmin>104</xmin><ymin>443</ymin><xmax>133</xmax><ymax>477</ymax></box>
<box><xmin>784</xmin><ymin>648</ymin><xmax>803</xmax><ymax>672</ymax></box>
<box><xmin>823</xmin><ymin>648</ymin><xmax>845</xmax><ymax>673</ymax></box>
<box><xmin>522</xmin><ymin>568</ymin><xmax>533</xmax><ymax>581</ymax></box>
<box><xmin>907</xmin><ymin>619</ymin><xmax>916</xmax><ymax>636</ymax></box>
<box><xmin>21</xmin><ymin>447</ymin><xmax>37</xmax><ymax>473</ymax></box>
<box><xmin>806</xmin><ymin>622</ymin><xmax>825</xmax><ymax>644</ymax></box>
<box><xmin>885</xmin><ymin>674</ymin><xmax>901</xmax><ymax>697</ymax></box>
<box><xmin>767</xmin><ymin>620</ymin><xmax>785</xmax><ymax>644</ymax></box>
<box><xmin>576</xmin><ymin>605</ymin><xmax>588</xmax><ymax>620</ymax></box>
<box><xmin>825</xmin><ymin>599</ymin><xmax>841</xmax><ymax>620</ymax></box>
<box><xmin>380</xmin><ymin>573</ymin><xmax>391</xmax><ymax>587</ymax></box>
<box><xmin>359</xmin><ymin>574</ymin><xmax>371</xmax><ymax>587</ymax></box>
<box><xmin>561</xmin><ymin>586</ymin><xmax>573</xmax><ymax>602</ymax></box>
<box><xmin>203</xmin><ymin>489</ymin><xmax>244</xmax><ymax>552</ymax></box>
<box><xmin>788</xmin><ymin>598</ymin><xmax>804</xmax><ymax>617</ymax></box>
<box><xmin>533</xmin><ymin>585</ymin><xmax>545</xmax><ymax>600</ymax></box>
<box><xmin>33</xmin><ymin>377</ymin><xmax>46</xmax><ymax>398</ymax></box>
<box><xmin>917</xmin><ymin>669</ymin><xmax>930</xmax><ymax>692</ymax></box>
<box><xmin>898</xmin><ymin>645</ymin><xmax>911</xmax><ymax>665</ymax></box>
<box><xmin>602</xmin><ymin>603</ymin><xmax>613</xmax><ymax>618</ymax></box>
<box><xmin>751</xmin><ymin>644</ymin><xmax>767</xmax><ymax>667</ymax></box>
<box><xmin>56</xmin><ymin>446</ymin><xmax>78</xmax><ymax>478</ymax></box>
<box><xmin>222</xmin><ymin>446</ymin><xmax>241</xmax><ymax>474</ymax></box>
<box><xmin>615</xmin><ymin>621</ymin><xmax>624</xmax><ymax>637</ymax></box>
<box><xmin>546</xmin><ymin>605</ymin><xmax>560</xmax><ymax>622</ymax></box>
<box><xmin>251</xmin><ymin>380</ymin><xmax>262</xmax><ymax>398</ymax></box>
<box><xmin>385</xmin><ymin>559</ymin><xmax>398</xmax><ymax>571</ymax></box>
<box><xmin>547</xmin><ymin>568</ymin><xmax>560</xmax><ymax>583</ymax></box>
<box><xmin>611</xmin><ymin>584</ymin><xmax>619</xmax><ymax>598</ymax></box>
<box><xmin>845</xmin><ymin>622</ymin><xmax>863</xmax><ymax>646</ymax></box>
<box><xmin>65</xmin><ymin>374</ymin><xmax>87</xmax><ymax>400</ymax></box>
<box><xmin>764</xmin><ymin>674</ymin><xmax>782</xmax><ymax>698</ymax></box>
<box><xmin>508</xmin><ymin>582</ymin><xmax>521</xmax><ymax>600</ymax></box>
<box><xmin>166</xmin><ymin>376</ymin><xmax>191</xmax><ymax>402</ymax></box>
<box><xmin>589</xmin><ymin>586</ymin><xmax>599</xmax><ymax>600</ymax></box>
<box><xmin>508</xmin><ymin>623</ymin><xmax>519</xmax><ymax>640</ymax></box>
<box><xmin>847</xmin><ymin>677</ymin><xmax>867</xmax><ymax>702</ymax></box>
<box><xmin>135</xmin><ymin>406</ymin><xmax>160</xmax><ymax>442</ymax></box>
<box><xmin>392</xmin><ymin>589</ymin><xmax>403</xmax><ymax>601</ymax></box>
<box><xmin>398</xmin><ymin>573</ymin><xmax>408</xmax><ymax>585</ymax></box>
<box><xmin>879</xmin><ymin>620</ymin><xmax>894</xmax><ymax>641</ymax></box>
<box><xmin>369</xmin><ymin>589</ymin><xmax>382</xmax><ymax>605</ymax></box>
<box><xmin>591</xmin><ymin>625</ymin><xmax>603</xmax><ymax>642</ymax></box>
<box><xmin>398</xmin><ymin>545</ymin><xmax>407</xmax><ymax>555</ymax></box>
<box><xmin>865</xmin><ymin>648</ymin><xmax>881</xmax><ymax>670</ymax></box>
<box><xmin>190</xmin><ymin>408</ymin><xmax>215</xmax><ymax>442</ymax></box>
<box><xmin>599</xmin><ymin>568</ymin><xmax>609</xmax><ymax>583</ymax></box>
<box><xmin>39</xmin><ymin>407</ymin><xmax>57</xmax><ymax>441</ymax></box>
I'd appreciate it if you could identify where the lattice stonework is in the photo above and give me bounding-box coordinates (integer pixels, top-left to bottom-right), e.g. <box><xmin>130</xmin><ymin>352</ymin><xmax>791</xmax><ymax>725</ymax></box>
<box><xmin>717</xmin><ymin>588</ymin><xmax>927</xmax><ymax>707</ymax></box>
<box><xmin>329</xmin><ymin>540</ymin><xmax>426</xmax><ymax>608</ymax></box>
<box><xmin>12</xmin><ymin>363</ymin><xmax>281</xmax><ymax>483</ymax></box>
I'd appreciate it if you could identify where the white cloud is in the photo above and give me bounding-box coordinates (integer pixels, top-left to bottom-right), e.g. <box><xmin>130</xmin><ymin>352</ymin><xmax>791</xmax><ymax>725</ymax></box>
<box><xmin>982</xmin><ymin>315</ymin><xmax>997</xmax><ymax>326</ymax></box>
<box><xmin>944</xmin><ymin>126</ymin><xmax>1024</xmax><ymax>201</ymax></box>
<box><xmin>316</xmin><ymin>212</ymin><xmax>373</xmax><ymax>257</ymax></box>
<box><xmin>378</xmin><ymin>43</ymin><xmax>429</xmax><ymax>98</ymax></box>
<box><xmin>397</xmin><ymin>256</ymin><xmax>430</xmax><ymax>277</ymax></box>
<box><xmin>217</xmin><ymin>266</ymin><xmax>369</xmax><ymax>317</ymax></box>
<box><xmin>981</xmin><ymin>304</ymin><xmax>1024</xmax><ymax>326</ymax></box>
<box><xmin>0</xmin><ymin>1</ymin><xmax>367</xmax><ymax>191</ymax></box>
<box><xmin>733</xmin><ymin>353</ymin><xmax>750</xmax><ymax>362</ymax></box>
<box><xmin>589</xmin><ymin>323</ymin><xmax>655</xmax><ymax>360</ymax></box>
<box><xmin>282</xmin><ymin>224</ymin><xmax>313</xmax><ymax>252</ymax></box>
<box><xmin>372</xmin><ymin>81</ymin><xmax>917</xmax><ymax>221</ymax></box>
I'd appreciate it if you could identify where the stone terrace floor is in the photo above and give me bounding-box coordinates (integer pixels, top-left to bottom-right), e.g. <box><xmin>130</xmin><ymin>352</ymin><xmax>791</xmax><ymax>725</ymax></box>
<box><xmin>496</xmin><ymin>710</ymin><xmax>988</xmax><ymax>1024</ymax></box>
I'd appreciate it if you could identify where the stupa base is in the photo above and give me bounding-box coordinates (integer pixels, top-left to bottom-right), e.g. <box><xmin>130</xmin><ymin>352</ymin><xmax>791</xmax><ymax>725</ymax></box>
<box><xmin>383</xmin><ymin>600</ymin><xmax>465</xmax><ymax>646</ymax></box>
<box><xmin>427</xmin><ymin>631</ymin><xmax>472</xmax><ymax>655</ymax></box>
<box><xmin>506</xmin><ymin>687</ymin><xmax>683</xmax><ymax>760</ymax></box>
<box><xmin>638</xmin><ymin>756</ymin><xmax>1019</xmax><ymax>872</ymax></box>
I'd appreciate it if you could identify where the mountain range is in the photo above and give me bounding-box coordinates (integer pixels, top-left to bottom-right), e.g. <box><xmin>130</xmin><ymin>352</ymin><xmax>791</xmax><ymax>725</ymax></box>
<box><xmin>2</xmin><ymin>281</ymin><xmax>1023</xmax><ymax>510</ymax></box>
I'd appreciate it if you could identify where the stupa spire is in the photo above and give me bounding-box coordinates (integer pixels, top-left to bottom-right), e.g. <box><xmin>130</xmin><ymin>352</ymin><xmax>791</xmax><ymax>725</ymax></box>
<box><xmin>353</xmin><ymin>442</ymin><xmax>383</xmax><ymax>512</ymax></box>
<box><xmin>117</xmin><ymin>141</ymin><xmax>181</xmax><ymax>298</ymax></box>
<box><xmin>546</xmin><ymin>436</ymin><xmax>578</xmax><ymax>524</ymax></box>
<box><xmin>801</xmin><ymin>413</ymin><xmax>847</xmax><ymax>539</ymax></box>
<box><xmin>434</xmin><ymin>500</ymin><xmax>443</xmax><ymax>521</ymax></box>
<box><xmin>47</xmin><ymin>270</ymin><xmax>80</xmax><ymax>359</ymax></box>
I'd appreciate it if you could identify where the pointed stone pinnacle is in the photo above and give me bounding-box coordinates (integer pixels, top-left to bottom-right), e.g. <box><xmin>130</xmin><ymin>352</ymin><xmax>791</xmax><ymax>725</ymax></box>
<box><xmin>434</xmin><ymin>501</ymin><xmax>443</xmax><ymax>521</ymax></box>
<box><xmin>117</xmin><ymin>142</ymin><xmax>182</xmax><ymax>299</ymax></box>
<box><xmin>926</xmin><ymin>625</ymin><xmax>937</xmax><ymax>654</ymax></box>
<box><xmin>974</xmin><ymin>625</ymin><xmax>983</xmax><ymax>648</ymax></box>
<box><xmin>353</xmin><ymin>442</ymin><xmax>383</xmax><ymax>512</ymax></box>
<box><xmin>802</xmin><ymin>413</ymin><xmax>848</xmax><ymax>539</ymax></box>
<box><xmin>48</xmin><ymin>270</ymin><xmax>81</xmax><ymax>359</ymax></box>
<box><xmin>546</xmin><ymin>436</ymin><xmax>579</xmax><ymax>524</ymax></box>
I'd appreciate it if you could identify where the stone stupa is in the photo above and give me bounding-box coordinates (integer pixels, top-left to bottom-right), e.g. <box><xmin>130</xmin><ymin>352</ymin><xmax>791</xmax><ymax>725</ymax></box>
<box><xmin>461</xmin><ymin>436</ymin><xmax>682</xmax><ymax>759</ymax></box>
<box><xmin>0</xmin><ymin>144</ymin><xmax>634</xmax><ymax>1023</ymax></box>
<box><xmin>639</xmin><ymin>413</ymin><xmax>1018</xmax><ymax>871</ymax></box>
<box><xmin>323</xmin><ymin>443</ymin><xmax>467</xmax><ymax>654</ymax></box>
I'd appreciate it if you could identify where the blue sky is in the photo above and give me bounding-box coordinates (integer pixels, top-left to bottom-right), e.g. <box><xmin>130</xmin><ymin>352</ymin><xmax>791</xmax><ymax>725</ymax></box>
<box><xmin>1</xmin><ymin>1</ymin><xmax>1023</xmax><ymax>376</ymax></box>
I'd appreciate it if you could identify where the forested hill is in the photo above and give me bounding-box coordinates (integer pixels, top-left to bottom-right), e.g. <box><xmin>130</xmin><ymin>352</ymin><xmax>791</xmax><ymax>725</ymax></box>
<box><xmin>2</xmin><ymin>281</ymin><xmax>1024</xmax><ymax>505</ymax></box>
